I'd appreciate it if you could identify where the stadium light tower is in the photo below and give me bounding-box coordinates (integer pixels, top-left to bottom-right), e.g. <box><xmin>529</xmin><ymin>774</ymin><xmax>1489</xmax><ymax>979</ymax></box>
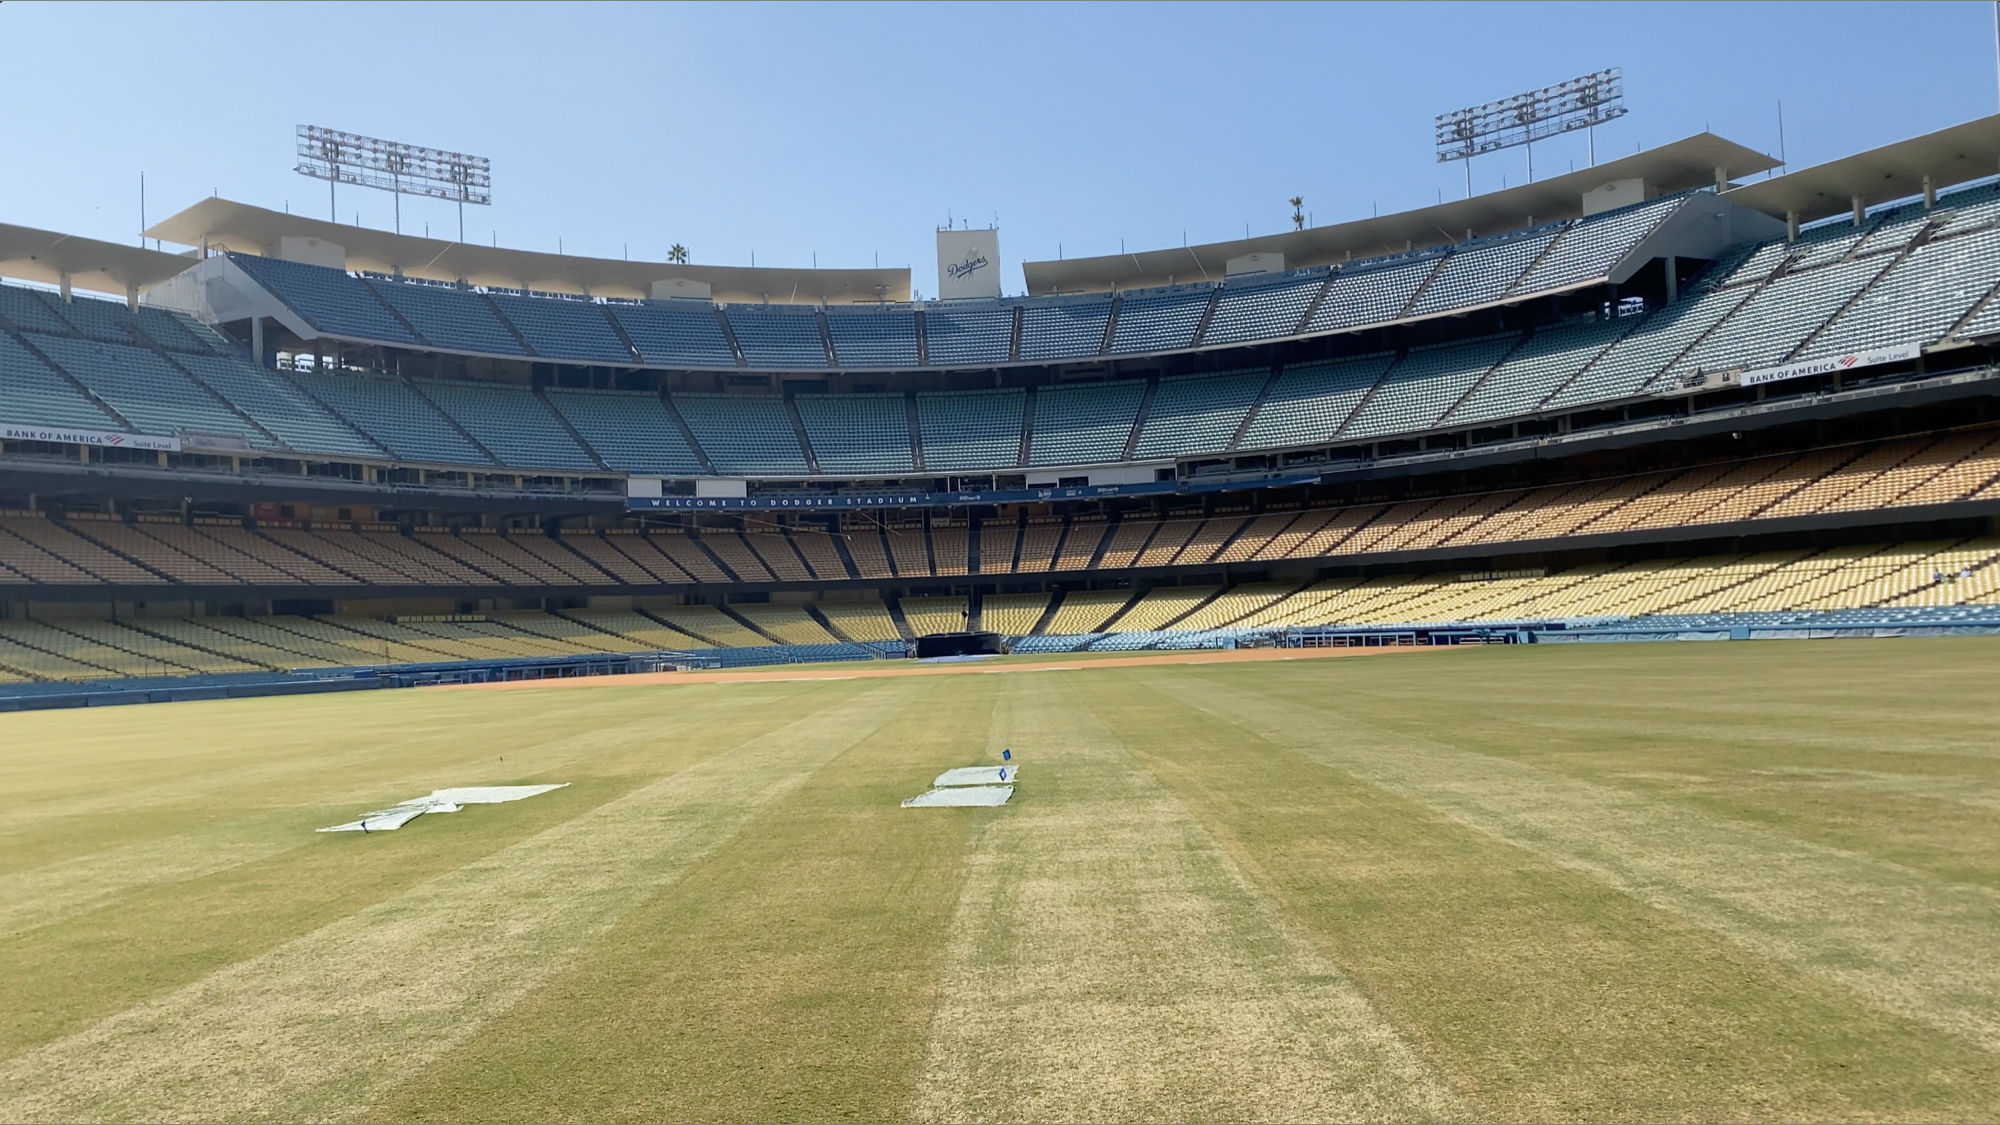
<box><xmin>1435</xmin><ymin>69</ymin><xmax>1627</xmax><ymax>198</ymax></box>
<box><xmin>294</xmin><ymin>125</ymin><xmax>492</xmax><ymax>242</ymax></box>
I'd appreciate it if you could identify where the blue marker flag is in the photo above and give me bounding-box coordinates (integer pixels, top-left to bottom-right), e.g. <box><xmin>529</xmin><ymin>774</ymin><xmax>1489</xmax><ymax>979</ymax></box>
<box><xmin>998</xmin><ymin>767</ymin><xmax>1008</xmax><ymax>781</ymax></box>
<box><xmin>1002</xmin><ymin>748</ymin><xmax>1011</xmax><ymax>761</ymax></box>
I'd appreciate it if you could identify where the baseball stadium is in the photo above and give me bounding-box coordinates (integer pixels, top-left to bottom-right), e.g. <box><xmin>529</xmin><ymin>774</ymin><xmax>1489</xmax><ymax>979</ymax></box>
<box><xmin>4</xmin><ymin>29</ymin><xmax>2000</xmax><ymax>1121</ymax></box>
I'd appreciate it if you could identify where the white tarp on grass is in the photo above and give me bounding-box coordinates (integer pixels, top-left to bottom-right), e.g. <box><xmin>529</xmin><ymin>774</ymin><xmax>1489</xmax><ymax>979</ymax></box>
<box><xmin>901</xmin><ymin>785</ymin><xmax>1014</xmax><ymax>808</ymax></box>
<box><xmin>933</xmin><ymin>765</ymin><xmax>1018</xmax><ymax>788</ymax></box>
<box><xmin>318</xmin><ymin>783</ymin><xmax>569</xmax><ymax>833</ymax></box>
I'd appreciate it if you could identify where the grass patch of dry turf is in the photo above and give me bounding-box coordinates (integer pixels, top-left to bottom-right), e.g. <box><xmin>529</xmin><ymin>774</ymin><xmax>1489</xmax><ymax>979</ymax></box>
<box><xmin>1</xmin><ymin>638</ymin><xmax>1997</xmax><ymax>1121</ymax></box>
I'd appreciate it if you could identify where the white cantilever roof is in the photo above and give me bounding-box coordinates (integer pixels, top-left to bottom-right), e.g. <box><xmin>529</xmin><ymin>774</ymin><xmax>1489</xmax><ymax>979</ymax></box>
<box><xmin>1023</xmin><ymin>132</ymin><xmax>1777</xmax><ymax>295</ymax></box>
<box><xmin>144</xmin><ymin>197</ymin><xmax>911</xmax><ymax>306</ymax></box>
<box><xmin>0</xmin><ymin>223</ymin><xmax>199</xmax><ymax>295</ymax></box>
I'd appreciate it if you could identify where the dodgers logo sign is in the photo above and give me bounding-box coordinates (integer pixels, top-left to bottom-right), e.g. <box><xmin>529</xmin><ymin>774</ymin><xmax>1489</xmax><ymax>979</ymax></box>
<box><xmin>945</xmin><ymin>250</ymin><xmax>990</xmax><ymax>282</ymax></box>
<box><xmin>936</xmin><ymin>227</ymin><xmax>1002</xmax><ymax>300</ymax></box>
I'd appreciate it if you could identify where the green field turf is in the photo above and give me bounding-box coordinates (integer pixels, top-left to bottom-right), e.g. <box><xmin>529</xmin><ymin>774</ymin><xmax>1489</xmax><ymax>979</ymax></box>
<box><xmin>3</xmin><ymin>638</ymin><xmax>1999</xmax><ymax>1122</ymax></box>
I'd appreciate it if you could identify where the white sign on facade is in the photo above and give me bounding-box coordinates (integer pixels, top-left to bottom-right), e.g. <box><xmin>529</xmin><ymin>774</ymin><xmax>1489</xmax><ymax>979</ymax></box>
<box><xmin>1</xmin><ymin>423</ymin><xmax>180</xmax><ymax>452</ymax></box>
<box><xmin>936</xmin><ymin>228</ymin><xmax>1002</xmax><ymax>300</ymax></box>
<box><xmin>1735</xmin><ymin>344</ymin><xmax>1921</xmax><ymax>388</ymax></box>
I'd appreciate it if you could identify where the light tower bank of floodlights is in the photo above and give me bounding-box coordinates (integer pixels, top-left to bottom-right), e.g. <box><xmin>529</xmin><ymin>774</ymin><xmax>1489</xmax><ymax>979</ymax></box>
<box><xmin>293</xmin><ymin>124</ymin><xmax>491</xmax><ymax>242</ymax></box>
<box><xmin>1435</xmin><ymin>69</ymin><xmax>1627</xmax><ymax>197</ymax></box>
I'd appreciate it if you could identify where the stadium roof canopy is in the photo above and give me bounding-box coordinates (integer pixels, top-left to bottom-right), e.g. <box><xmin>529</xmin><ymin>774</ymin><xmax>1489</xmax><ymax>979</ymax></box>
<box><xmin>0</xmin><ymin>223</ymin><xmax>196</xmax><ymax>298</ymax></box>
<box><xmin>143</xmin><ymin>198</ymin><xmax>911</xmax><ymax>305</ymax></box>
<box><xmin>1023</xmin><ymin>133</ymin><xmax>1777</xmax><ymax>295</ymax></box>
<box><xmin>1721</xmin><ymin>113</ymin><xmax>2000</xmax><ymax>224</ymax></box>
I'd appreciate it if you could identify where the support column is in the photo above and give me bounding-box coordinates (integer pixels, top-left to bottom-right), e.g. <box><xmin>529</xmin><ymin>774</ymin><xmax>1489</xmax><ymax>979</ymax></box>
<box><xmin>1664</xmin><ymin>255</ymin><xmax>1679</xmax><ymax>303</ymax></box>
<box><xmin>1851</xmin><ymin>194</ymin><xmax>1865</xmax><ymax>227</ymax></box>
<box><xmin>1714</xmin><ymin>165</ymin><xmax>1728</xmax><ymax>191</ymax></box>
<box><xmin>1923</xmin><ymin>174</ymin><xmax>1937</xmax><ymax>209</ymax></box>
<box><xmin>250</xmin><ymin>316</ymin><xmax>265</xmax><ymax>365</ymax></box>
<box><xmin>1787</xmin><ymin>211</ymin><xmax>1800</xmax><ymax>241</ymax></box>
<box><xmin>58</xmin><ymin>273</ymin><xmax>72</xmax><ymax>302</ymax></box>
<box><xmin>125</xmin><ymin>283</ymin><xmax>139</xmax><ymax>312</ymax></box>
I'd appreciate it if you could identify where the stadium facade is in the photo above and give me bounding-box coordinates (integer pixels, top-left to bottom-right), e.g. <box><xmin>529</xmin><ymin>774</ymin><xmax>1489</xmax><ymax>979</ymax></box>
<box><xmin>3</xmin><ymin>116</ymin><xmax>2000</xmax><ymax>703</ymax></box>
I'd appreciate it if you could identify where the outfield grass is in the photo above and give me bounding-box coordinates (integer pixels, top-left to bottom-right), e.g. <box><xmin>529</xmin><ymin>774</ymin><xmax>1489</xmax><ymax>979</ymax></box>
<box><xmin>2</xmin><ymin>638</ymin><xmax>1998</xmax><ymax>1122</ymax></box>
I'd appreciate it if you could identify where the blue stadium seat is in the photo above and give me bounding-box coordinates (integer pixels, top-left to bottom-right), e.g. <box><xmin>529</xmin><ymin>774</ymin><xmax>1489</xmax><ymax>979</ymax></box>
<box><xmin>1109</xmin><ymin>286</ymin><xmax>1212</xmax><ymax>354</ymax></box>
<box><xmin>227</xmin><ymin>254</ymin><xmax>421</xmax><ymax>345</ymax></box>
<box><xmin>1131</xmin><ymin>369</ymin><xmax>1266</xmax><ymax>459</ymax></box>
<box><xmin>922</xmin><ymin>302</ymin><xmax>1015</xmax><ymax>366</ymax></box>
<box><xmin>1542</xmin><ymin>281</ymin><xmax>1753</xmax><ymax>411</ymax></box>
<box><xmin>289</xmin><ymin>370</ymin><xmax>495</xmax><ymax>465</ymax></box>
<box><xmin>1028</xmin><ymin>380</ymin><xmax>1144</xmax><ymax>465</ymax></box>
<box><xmin>173</xmin><ymin>355</ymin><xmax>383</xmax><ymax>457</ymax></box>
<box><xmin>130</xmin><ymin>305</ymin><xmax>211</xmax><ymax>352</ymax></box>
<box><xmin>796</xmin><ymin>394</ymin><xmax>915</xmax><ymax>473</ymax></box>
<box><xmin>41</xmin><ymin>291</ymin><xmax>145</xmax><ymax>345</ymax></box>
<box><xmin>1306</xmin><ymin>256</ymin><xmax>1437</xmax><ymax>332</ymax></box>
<box><xmin>1018</xmin><ymin>296</ymin><xmax>1111</xmax><ymax>362</ymax></box>
<box><xmin>149</xmin><ymin>309</ymin><xmax>242</xmax><ymax>356</ymax></box>
<box><xmin>673</xmin><ymin>394</ymin><xmax>810</xmax><ymax>474</ymax></box>
<box><xmin>724</xmin><ymin>305</ymin><xmax>828</xmax><ymax>368</ymax></box>
<box><xmin>30</xmin><ymin>335</ymin><xmax>273</xmax><ymax>447</ymax></box>
<box><xmin>0</xmin><ymin>284</ymin><xmax>77</xmax><ymax>336</ymax></box>
<box><xmin>917</xmin><ymin>389</ymin><xmax>1024</xmax><ymax>471</ymax></box>
<box><xmin>1513</xmin><ymin>194</ymin><xmax>1688</xmax><ymax>295</ymax></box>
<box><xmin>1667</xmin><ymin>256</ymin><xmax>1886</xmax><ymax>381</ymax></box>
<box><xmin>1238</xmin><ymin>353</ymin><xmax>1393</xmax><ymax>451</ymax></box>
<box><xmin>367</xmin><ymin>279</ymin><xmax>524</xmax><ymax>356</ymax></box>
<box><xmin>488</xmin><ymin>293</ymin><xmax>635</xmax><ymax>365</ymax></box>
<box><xmin>1340</xmin><ymin>336</ymin><xmax>1518</xmax><ymax>440</ymax></box>
<box><xmin>544</xmin><ymin>389</ymin><xmax>705</xmax><ymax>474</ymax></box>
<box><xmin>1812</xmin><ymin>226</ymin><xmax>2000</xmax><ymax>355</ymax></box>
<box><xmin>824</xmin><ymin>307</ymin><xmax>920</xmax><ymax>368</ymax></box>
<box><xmin>414</xmin><ymin>379</ymin><xmax>598</xmax><ymax>471</ymax></box>
<box><xmin>1444</xmin><ymin>318</ymin><xmax>1632</xmax><ymax>427</ymax></box>
<box><xmin>0</xmin><ymin>331</ymin><xmax>121</xmax><ymax>430</ymax></box>
<box><xmin>611</xmin><ymin>302</ymin><xmax>737</xmax><ymax>367</ymax></box>
<box><xmin>1408</xmin><ymin>229</ymin><xmax>1562</xmax><ymax>317</ymax></box>
<box><xmin>1202</xmin><ymin>271</ymin><xmax>1326</xmax><ymax>346</ymax></box>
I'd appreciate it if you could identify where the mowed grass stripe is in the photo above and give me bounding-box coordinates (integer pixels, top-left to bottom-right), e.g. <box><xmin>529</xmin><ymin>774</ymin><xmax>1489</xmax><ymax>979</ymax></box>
<box><xmin>911</xmin><ymin>673</ymin><xmax>1457</xmax><ymax>1124</ymax></box>
<box><xmin>0</xmin><ymin>686</ymin><xmax>775</xmax><ymax>876</ymax></box>
<box><xmin>0</xmin><ymin>682</ymin><xmax>824</xmax><ymax>1061</ymax></box>
<box><xmin>0</xmin><ymin>684</ymin><xmax>827</xmax><ymax>938</ymax></box>
<box><xmin>0</xmin><ymin>689</ymin><xmax>660</xmax><ymax>833</ymax></box>
<box><xmin>1161</xmin><ymin>658</ymin><xmax>2000</xmax><ymax>1052</ymax></box>
<box><xmin>366</xmin><ymin>674</ymin><xmax>1009</xmax><ymax>1123</ymax></box>
<box><xmin>0</xmin><ymin>678</ymin><xmax>912</xmax><ymax>1123</ymax></box>
<box><xmin>1484</xmin><ymin>638</ymin><xmax>2000</xmax><ymax>765</ymax></box>
<box><xmin>1103</xmin><ymin>672</ymin><xmax>2000</xmax><ymax>1121</ymax></box>
<box><xmin>1264</xmin><ymin>641</ymin><xmax>2000</xmax><ymax>893</ymax></box>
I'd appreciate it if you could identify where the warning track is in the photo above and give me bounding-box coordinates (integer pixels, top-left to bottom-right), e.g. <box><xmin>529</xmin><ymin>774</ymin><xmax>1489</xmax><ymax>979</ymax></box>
<box><xmin>441</xmin><ymin>644</ymin><xmax>1428</xmax><ymax>693</ymax></box>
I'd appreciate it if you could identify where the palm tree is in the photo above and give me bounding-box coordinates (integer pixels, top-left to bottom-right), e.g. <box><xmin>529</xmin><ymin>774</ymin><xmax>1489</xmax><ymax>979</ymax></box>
<box><xmin>1289</xmin><ymin>196</ymin><xmax>1305</xmax><ymax>231</ymax></box>
<box><xmin>667</xmin><ymin>243</ymin><xmax>689</xmax><ymax>265</ymax></box>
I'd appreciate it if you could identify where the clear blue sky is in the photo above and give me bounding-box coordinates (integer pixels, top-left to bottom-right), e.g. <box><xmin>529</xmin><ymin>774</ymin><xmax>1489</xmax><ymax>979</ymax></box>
<box><xmin>2</xmin><ymin>1</ymin><xmax>1995</xmax><ymax>297</ymax></box>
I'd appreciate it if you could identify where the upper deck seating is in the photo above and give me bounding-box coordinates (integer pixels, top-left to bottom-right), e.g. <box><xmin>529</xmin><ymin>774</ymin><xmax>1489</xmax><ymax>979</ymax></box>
<box><xmin>726</xmin><ymin>305</ymin><xmax>828</xmax><ymax>368</ymax></box>
<box><xmin>489</xmin><ymin>292</ymin><xmax>634</xmax><ymax>364</ymax></box>
<box><xmin>228</xmin><ymin>254</ymin><xmax>420</xmax><ymax>345</ymax></box>
<box><xmin>824</xmin><ymin>306</ymin><xmax>920</xmax><ymax>368</ymax></box>
<box><xmin>922</xmin><ymin>302</ymin><xmax>1015</xmax><ymax>366</ymax></box>
<box><xmin>367</xmin><ymin>280</ymin><xmax>524</xmax><ymax>356</ymax></box>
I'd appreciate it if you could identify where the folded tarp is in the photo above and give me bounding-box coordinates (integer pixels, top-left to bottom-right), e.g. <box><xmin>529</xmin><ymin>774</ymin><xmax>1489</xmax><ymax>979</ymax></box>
<box><xmin>319</xmin><ymin>783</ymin><xmax>569</xmax><ymax>833</ymax></box>
<box><xmin>933</xmin><ymin>765</ymin><xmax>1018</xmax><ymax>787</ymax></box>
<box><xmin>902</xmin><ymin>785</ymin><xmax>1014</xmax><ymax>808</ymax></box>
